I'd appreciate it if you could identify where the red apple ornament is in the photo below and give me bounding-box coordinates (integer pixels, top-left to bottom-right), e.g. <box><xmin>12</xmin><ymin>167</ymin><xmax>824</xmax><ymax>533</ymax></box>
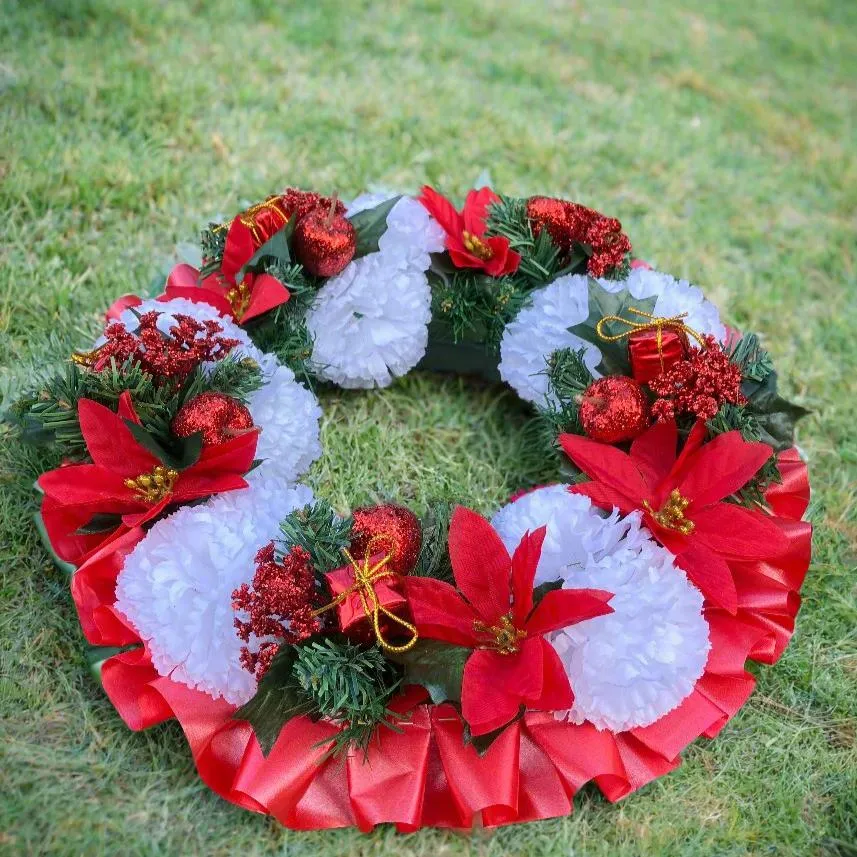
<box><xmin>579</xmin><ymin>376</ymin><xmax>650</xmax><ymax>443</ymax></box>
<box><xmin>172</xmin><ymin>392</ymin><xmax>254</xmax><ymax>446</ymax></box>
<box><xmin>293</xmin><ymin>201</ymin><xmax>357</xmax><ymax>277</ymax></box>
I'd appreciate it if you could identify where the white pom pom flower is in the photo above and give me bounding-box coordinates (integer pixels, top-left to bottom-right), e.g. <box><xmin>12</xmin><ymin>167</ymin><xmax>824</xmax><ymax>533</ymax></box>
<box><xmin>246</xmin><ymin>364</ymin><xmax>322</xmax><ymax>484</ymax></box>
<box><xmin>498</xmin><ymin>269</ymin><xmax>726</xmax><ymax>407</ymax></box>
<box><xmin>598</xmin><ymin>268</ymin><xmax>726</xmax><ymax>344</ymax></box>
<box><xmin>498</xmin><ymin>274</ymin><xmax>595</xmax><ymax>406</ymax></box>
<box><xmin>115</xmin><ymin>477</ymin><xmax>314</xmax><ymax>705</ymax></box>
<box><xmin>491</xmin><ymin>485</ymin><xmax>710</xmax><ymax>732</ymax></box>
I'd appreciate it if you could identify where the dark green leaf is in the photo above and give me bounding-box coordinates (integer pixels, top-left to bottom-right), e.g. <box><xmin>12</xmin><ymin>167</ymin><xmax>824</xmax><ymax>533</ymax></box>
<box><xmin>463</xmin><ymin>707</ymin><xmax>525</xmax><ymax>756</ymax></box>
<box><xmin>567</xmin><ymin>279</ymin><xmax>657</xmax><ymax>376</ymax></box>
<box><xmin>75</xmin><ymin>512</ymin><xmax>124</xmax><ymax>535</ymax></box>
<box><xmin>233</xmin><ymin>646</ymin><xmax>313</xmax><ymax>755</ymax></box>
<box><xmin>348</xmin><ymin>196</ymin><xmax>402</xmax><ymax>258</ymax></box>
<box><xmin>389</xmin><ymin>640</ymin><xmax>470</xmax><ymax>705</ymax></box>
<box><xmin>236</xmin><ymin>218</ymin><xmax>296</xmax><ymax>283</ymax></box>
<box><xmin>123</xmin><ymin>419</ymin><xmax>203</xmax><ymax>470</ymax></box>
<box><xmin>741</xmin><ymin>371</ymin><xmax>810</xmax><ymax>452</ymax></box>
<box><xmin>530</xmin><ymin>579</ymin><xmax>563</xmax><ymax>614</ymax></box>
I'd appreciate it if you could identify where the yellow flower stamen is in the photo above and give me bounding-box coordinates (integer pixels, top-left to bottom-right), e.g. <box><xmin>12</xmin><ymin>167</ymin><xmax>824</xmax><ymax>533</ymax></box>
<box><xmin>123</xmin><ymin>465</ymin><xmax>179</xmax><ymax>504</ymax></box>
<box><xmin>473</xmin><ymin>613</ymin><xmax>527</xmax><ymax>655</ymax></box>
<box><xmin>643</xmin><ymin>488</ymin><xmax>695</xmax><ymax>536</ymax></box>
<box><xmin>462</xmin><ymin>230</ymin><xmax>494</xmax><ymax>261</ymax></box>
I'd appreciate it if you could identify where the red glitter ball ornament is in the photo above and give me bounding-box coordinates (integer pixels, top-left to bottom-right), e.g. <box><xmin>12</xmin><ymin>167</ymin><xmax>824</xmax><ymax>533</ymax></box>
<box><xmin>350</xmin><ymin>504</ymin><xmax>422</xmax><ymax>574</ymax></box>
<box><xmin>172</xmin><ymin>392</ymin><xmax>254</xmax><ymax>446</ymax></box>
<box><xmin>292</xmin><ymin>205</ymin><xmax>356</xmax><ymax>277</ymax></box>
<box><xmin>579</xmin><ymin>376</ymin><xmax>650</xmax><ymax>444</ymax></box>
<box><xmin>526</xmin><ymin>196</ymin><xmax>572</xmax><ymax>251</ymax></box>
<box><xmin>279</xmin><ymin>187</ymin><xmax>345</xmax><ymax>224</ymax></box>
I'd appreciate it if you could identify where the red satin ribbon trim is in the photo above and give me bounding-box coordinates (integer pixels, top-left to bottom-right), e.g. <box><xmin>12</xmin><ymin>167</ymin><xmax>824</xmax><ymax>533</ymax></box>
<box><xmin>67</xmin><ymin>452</ymin><xmax>811</xmax><ymax>829</ymax></box>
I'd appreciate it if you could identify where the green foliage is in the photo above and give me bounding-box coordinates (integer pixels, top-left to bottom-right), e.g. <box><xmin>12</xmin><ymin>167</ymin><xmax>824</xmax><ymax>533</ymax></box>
<box><xmin>390</xmin><ymin>640</ymin><xmax>470</xmax><ymax>705</ymax></box>
<box><xmin>235</xmin><ymin>638</ymin><xmax>403</xmax><ymax>758</ymax></box>
<box><xmin>233</xmin><ymin>646</ymin><xmax>313</xmax><ymax>755</ymax></box>
<box><xmin>199</xmin><ymin>222</ymin><xmax>226</xmax><ymax>278</ymax></box>
<box><xmin>568</xmin><ymin>280</ymin><xmax>658</xmax><ymax>376</ymax></box>
<box><xmin>8</xmin><ymin>354</ymin><xmax>263</xmax><ymax>460</ymax></box>
<box><xmin>348</xmin><ymin>195</ymin><xmax>402</xmax><ymax>257</ymax></box>
<box><xmin>291</xmin><ymin>637</ymin><xmax>403</xmax><ymax>757</ymax></box>
<box><xmin>485</xmin><ymin>194</ymin><xmax>568</xmax><ymax>286</ymax></box>
<box><xmin>426</xmin><ymin>258</ymin><xmax>526</xmax><ymax>352</ymax></box>
<box><xmin>412</xmin><ymin>501</ymin><xmax>455</xmax><ymax>582</ymax></box>
<box><xmin>278</xmin><ymin>500</ymin><xmax>353</xmax><ymax>574</ymax></box>
<box><xmin>539</xmin><ymin>346</ymin><xmax>596</xmax><ymax>438</ymax></box>
<box><xmin>728</xmin><ymin>332</ymin><xmax>775</xmax><ymax>382</ymax></box>
<box><xmin>741</xmin><ymin>368</ymin><xmax>810</xmax><ymax>452</ymax></box>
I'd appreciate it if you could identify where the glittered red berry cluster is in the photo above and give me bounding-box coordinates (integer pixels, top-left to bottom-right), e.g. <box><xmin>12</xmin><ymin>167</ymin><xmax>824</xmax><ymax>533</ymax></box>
<box><xmin>526</xmin><ymin>196</ymin><xmax>632</xmax><ymax>277</ymax></box>
<box><xmin>90</xmin><ymin>312</ymin><xmax>239</xmax><ymax>381</ymax></box>
<box><xmin>649</xmin><ymin>335</ymin><xmax>746</xmax><ymax>421</ymax></box>
<box><xmin>233</xmin><ymin>543</ymin><xmax>320</xmax><ymax>680</ymax></box>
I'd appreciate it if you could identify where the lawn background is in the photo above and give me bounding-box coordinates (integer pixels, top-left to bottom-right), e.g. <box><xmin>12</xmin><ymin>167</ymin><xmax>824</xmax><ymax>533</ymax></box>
<box><xmin>1</xmin><ymin>1</ymin><xmax>855</xmax><ymax>855</ymax></box>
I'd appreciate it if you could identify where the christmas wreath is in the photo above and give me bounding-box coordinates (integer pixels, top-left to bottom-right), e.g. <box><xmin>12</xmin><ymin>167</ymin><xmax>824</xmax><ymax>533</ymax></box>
<box><xmin>11</xmin><ymin>185</ymin><xmax>812</xmax><ymax>831</ymax></box>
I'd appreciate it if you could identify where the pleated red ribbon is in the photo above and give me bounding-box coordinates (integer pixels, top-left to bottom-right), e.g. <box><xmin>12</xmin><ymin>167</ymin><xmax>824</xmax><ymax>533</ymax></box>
<box><xmin>70</xmin><ymin>449</ymin><xmax>811</xmax><ymax>830</ymax></box>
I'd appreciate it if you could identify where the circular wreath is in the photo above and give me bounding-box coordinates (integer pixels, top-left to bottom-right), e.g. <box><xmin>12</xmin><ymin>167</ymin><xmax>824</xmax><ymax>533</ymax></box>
<box><xmin>15</xmin><ymin>186</ymin><xmax>812</xmax><ymax>832</ymax></box>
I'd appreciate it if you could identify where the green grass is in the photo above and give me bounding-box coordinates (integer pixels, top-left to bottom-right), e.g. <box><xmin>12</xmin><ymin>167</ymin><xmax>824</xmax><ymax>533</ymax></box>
<box><xmin>1</xmin><ymin>0</ymin><xmax>856</xmax><ymax>854</ymax></box>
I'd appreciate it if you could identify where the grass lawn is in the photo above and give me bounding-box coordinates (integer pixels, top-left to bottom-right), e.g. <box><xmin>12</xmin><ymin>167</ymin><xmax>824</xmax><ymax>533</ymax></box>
<box><xmin>1</xmin><ymin>0</ymin><xmax>856</xmax><ymax>854</ymax></box>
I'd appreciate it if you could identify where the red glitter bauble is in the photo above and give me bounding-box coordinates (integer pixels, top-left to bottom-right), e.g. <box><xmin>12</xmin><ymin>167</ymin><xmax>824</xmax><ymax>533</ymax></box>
<box><xmin>526</xmin><ymin>196</ymin><xmax>573</xmax><ymax>252</ymax></box>
<box><xmin>172</xmin><ymin>392</ymin><xmax>254</xmax><ymax>446</ymax></box>
<box><xmin>292</xmin><ymin>207</ymin><xmax>356</xmax><ymax>277</ymax></box>
<box><xmin>579</xmin><ymin>376</ymin><xmax>650</xmax><ymax>444</ymax></box>
<box><xmin>350</xmin><ymin>504</ymin><xmax>422</xmax><ymax>574</ymax></box>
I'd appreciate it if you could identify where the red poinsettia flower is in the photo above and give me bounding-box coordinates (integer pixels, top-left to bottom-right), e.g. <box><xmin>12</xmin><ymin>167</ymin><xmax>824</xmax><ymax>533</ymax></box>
<box><xmin>418</xmin><ymin>186</ymin><xmax>521</xmax><ymax>277</ymax></box>
<box><xmin>403</xmin><ymin>506</ymin><xmax>613</xmax><ymax>736</ymax></box>
<box><xmin>38</xmin><ymin>393</ymin><xmax>258</xmax><ymax>564</ymax></box>
<box><xmin>560</xmin><ymin>419</ymin><xmax>787</xmax><ymax>613</ymax></box>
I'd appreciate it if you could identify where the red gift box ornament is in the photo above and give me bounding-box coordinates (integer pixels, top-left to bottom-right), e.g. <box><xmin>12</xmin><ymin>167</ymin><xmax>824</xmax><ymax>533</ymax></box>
<box><xmin>316</xmin><ymin>543</ymin><xmax>419</xmax><ymax>654</ymax></box>
<box><xmin>595</xmin><ymin>306</ymin><xmax>707</xmax><ymax>384</ymax></box>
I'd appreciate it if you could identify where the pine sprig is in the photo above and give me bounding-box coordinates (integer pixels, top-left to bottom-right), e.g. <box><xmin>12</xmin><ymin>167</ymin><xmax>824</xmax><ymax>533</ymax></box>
<box><xmin>728</xmin><ymin>332</ymin><xmax>774</xmax><ymax>382</ymax></box>
<box><xmin>485</xmin><ymin>195</ymin><xmax>564</xmax><ymax>287</ymax></box>
<box><xmin>413</xmin><ymin>501</ymin><xmax>454</xmax><ymax>582</ymax></box>
<box><xmin>199</xmin><ymin>222</ymin><xmax>227</xmax><ymax>278</ymax></box>
<box><xmin>278</xmin><ymin>501</ymin><xmax>353</xmax><ymax>574</ymax></box>
<box><xmin>291</xmin><ymin>638</ymin><xmax>403</xmax><ymax>757</ymax></box>
<box><xmin>10</xmin><ymin>353</ymin><xmax>263</xmax><ymax>458</ymax></box>
<box><xmin>537</xmin><ymin>347</ymin><xmax>595</xmax><ymax>440</ymax></box>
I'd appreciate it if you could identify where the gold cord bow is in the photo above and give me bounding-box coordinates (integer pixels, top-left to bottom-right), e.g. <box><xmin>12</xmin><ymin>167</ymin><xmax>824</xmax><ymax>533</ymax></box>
<box><xmin>595</xmin><ymin>306</ymin><xmax>707</xmax><ymax>373</ymax></box>
<box><xmin>312</xmin><ymin>541</ymin><xmax>419</xmax><ymax>654</ymax></box>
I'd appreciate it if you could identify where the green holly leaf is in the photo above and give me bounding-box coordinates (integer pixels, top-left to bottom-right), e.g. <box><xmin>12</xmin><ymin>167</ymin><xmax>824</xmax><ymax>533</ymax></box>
<box><xmin>348</xmin><ymin>196</ymin><xmax>402</xmax><ymax>258</ymax></box>
<box><xmin>389</xmin><ymin>640</ymin><xmax>470</xmax><ymax>705</ymax></box>
<box><xmin>741</xmin><ymin>371</ymin><xmax>810</xmax><ymax>452</ymax></box>
<box><xmin>233</xmin><ymin>646</ymin><xmax>314</xmax><ymax>756</ymax></box>
<box><xmin>236</xmin><ymin>217</ymin><xmax>297</xmax><ymax>283</ymax></box>
<box><xmin>530</xmin><ymin>579</ymin><xmax>563</xmax><ymax>614</ymax></box>
<box><xmin>123</xmin><ymin>420</ymin><xmax>203</xmax><ymax>470</ymax></box>
<box><xmin>567</xmin><ymin>278</ymin><xmax>657</xmax><ymax>376</ymax></box>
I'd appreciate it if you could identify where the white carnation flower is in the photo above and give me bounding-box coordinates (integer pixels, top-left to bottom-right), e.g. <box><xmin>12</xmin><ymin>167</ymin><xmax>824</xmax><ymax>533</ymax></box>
<box><xmin>306</xmin><ymin>255</ymin><xmax>432</xmax><ymax>389</ymax></box>
<box><xmin>498</xmin><ymin>269</ymin><xmax>727</xmax><ymax>407</ymax></box>
<box><xmin>305</xmin><ymin>194</ymin><xmax>443</xmax><ymax>389</ymax></box>
<box><xmin>491</xmin><ymin>485</ymin><xmax>710</xmax><ymax>732</ymax></box>
<box><xmin>498</xmin><ymin>274</ymin><xmax>596</xmax><ymax>406</ymax></box>
<box><xmin>115</xmin><ymin>477</ymin><xmax>314</xmax><ymax>705</ymax></box>
<box><xmin>598</xmin><ymin>268</ymin><xmax>726</xmax><ymax>344</ymax></box>
<box><xmin>247</xmin><ymin>364</ymin><xmax>322</xmax><ymax>484</ymax></box>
